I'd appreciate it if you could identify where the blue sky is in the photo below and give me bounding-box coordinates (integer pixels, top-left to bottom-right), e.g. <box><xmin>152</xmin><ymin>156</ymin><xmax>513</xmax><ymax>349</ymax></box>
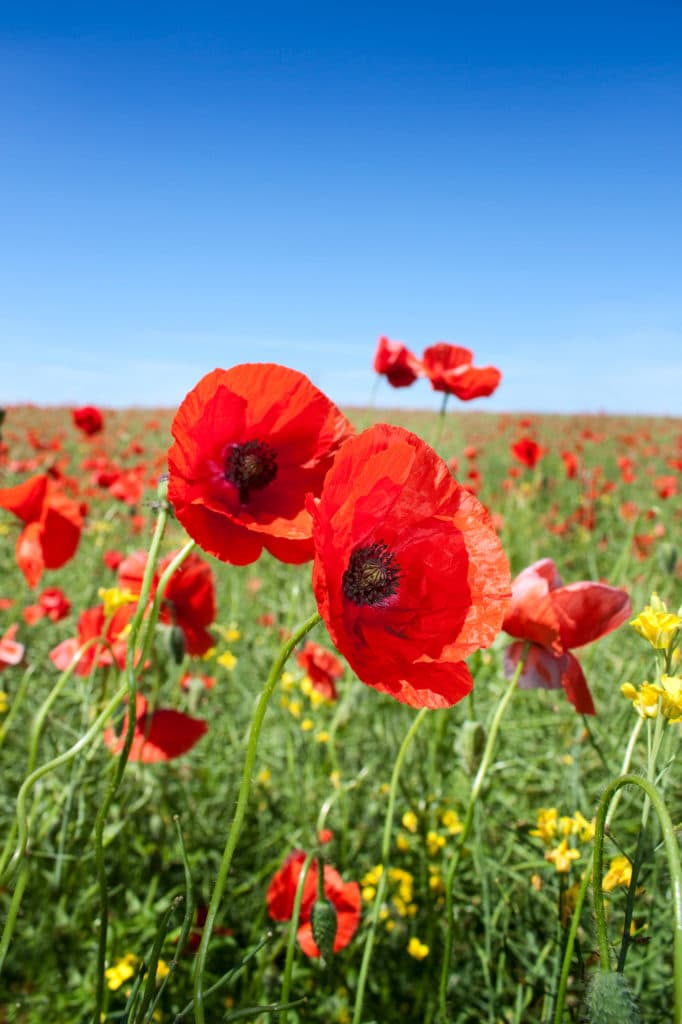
<box><xmin>1</xmin><ymin>3</ymin><xmax>681</xmax><ymax>415</ymax></box>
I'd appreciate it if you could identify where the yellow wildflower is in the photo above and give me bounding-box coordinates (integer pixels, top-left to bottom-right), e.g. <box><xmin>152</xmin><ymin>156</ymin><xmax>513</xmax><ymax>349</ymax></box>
<box><xmin>396</xmin><ymin>833</ymin><xmax>410</xmax><ymax>852</ymax></box>
<box><xmin>530</xmin><ymin>873</ymin><xmax>543</xmax><ymax>892</ymax></box>
<box><xmin>362</xmin><ymin>885</ymin><xmax>376</xmax><ymax>902</ymax></box>
<box><xmin>426</xmin><ymin>831</ymin><xmax>446</xmax><ymax>856</ymax></box>
<box><xmin>622</xmin><ymin>675</ymin><xmax>682</xmax><ymax>722</ymax></box>
<box><xmin>286</xmin><ymin>698</ymin><xmax>302</xmax><ymax>719</ymax></box>
<box><xmin>315</xmin><ymin>730</ymin><xmax>330</xmax><ymax>743</ymax></box>
<box><xmin>155</xmin><ymin>958</ymin><xmax>170</xmax><ymax>981</ymax></box>
<box><xmin>98</xmin><ymin>587</ymin><xmax>137</xmax><ymax>617</ymax></box>
<box><xmin>407</xmin><ymin>937</ymin><xmax>430</xmax><ymax>960</ymax></box>
<box><xmin>440</xmin><ymin>809</ymin><xmax>464</xmax><ymax>835</ymax></box>
<box><xmin>0</xmin><ymin>692</ymin><xmax>8</xmax><ymax>714</ymax></box>
<box><xmin>361</xmin><ymin>865</ymin><xmax>383</xmax><ymax>887</ymax></box>
<box><xmin>257</xmin><ymin>768</ymin><xmax>271</xmax><ymax>786</ymax></box>
<box><xmin>280</xmin><ymin>671</ymin><xmax>296</xmax><ymax>691</ymax></box>
<box><xmin>105</xmin><ymin>953</ymin><xmax>138</xmax><ymax>991</ymax></box>
<box><xmin>401</xmin><ymin>810</ymin><xmax>418</xmax><ymax>834</ymax></box>
<box><xmin>571</xmin><ymin>811</ymin><xmax>596</xmax><ymax>843</ymax></box>
<box><xmin>558</xmin><ymin>815</ymin><xmax>574</xmax><ymax>837</ymax></box>
<box><xmin>545</xmin><ymin>839</ymin><xmax>580</xmax><ymax>874</ymax></box>
<box><xmin>0</xmin><ymin>523</ymin><xmax>9</xmax><ymax>536</ymax></box>
<box><xmin>300</xmin><ymin>718</ymin><xmax>314</xmax><ymax>732</ymax></box>
<box><xmin>602</xmin><ymin>855</ymin><xmax>633</xmax><ymax>892</ymax></box>
<box><xmin>216</xmin><ymin>651</ymin><xmax>237</xmax><ymax>671</ymax></box>
<box><xmin>631</xmin><ymin>596</ymin><xmax>681</xmax><ymax>650</ymax></box>
<box><xmin>529</xmin><ymin>807</ymin><xmax>558</xmax><ymax>844</ymax></box>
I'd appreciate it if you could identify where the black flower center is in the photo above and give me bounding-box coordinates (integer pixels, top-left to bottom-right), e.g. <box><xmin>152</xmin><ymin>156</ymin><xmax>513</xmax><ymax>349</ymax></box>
<box><xmin>225</xmin><ymin>440</ymin><xmax>278</xmax><ymax>503</ymax></box>
<box><xmin>342</xmin><ymin>541</ymin><xmax>401</xmax><ymax>607</ymax></box>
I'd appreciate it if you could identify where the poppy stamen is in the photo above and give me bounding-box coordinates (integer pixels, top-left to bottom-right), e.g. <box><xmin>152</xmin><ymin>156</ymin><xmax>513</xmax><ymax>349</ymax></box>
<box><xmin>225</xmin><ymin>440</ymin><xmax>278</xmax><ymax>503</ymax></box>
<box><xmin>342</xmin><ymin>541</ymin><xmax>401</xmax><ymax>606</ymax></box>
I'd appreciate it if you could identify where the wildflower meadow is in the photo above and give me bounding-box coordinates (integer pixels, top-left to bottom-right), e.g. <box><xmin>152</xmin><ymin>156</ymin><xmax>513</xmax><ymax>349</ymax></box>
<box><xmin>0</xmin><ymin>344</ymin><xmax>680</xmax><ymax>1024</ymax></box>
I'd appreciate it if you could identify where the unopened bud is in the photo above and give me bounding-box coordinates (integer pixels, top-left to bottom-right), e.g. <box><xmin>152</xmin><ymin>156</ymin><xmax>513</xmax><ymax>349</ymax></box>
<box><xmin>311</xmin><ymin>897</ymin><xmax>337</xmax><ymax>964</ymax></box>
<box><xmin>587</xmin><ymin>970</ymin><xmax>641</xmax><ymax>1024</ymax></box>
<box><xmin>458</xmin><ymin>720</ymin><xmax>486</xmax><ymax>775</ymax></box>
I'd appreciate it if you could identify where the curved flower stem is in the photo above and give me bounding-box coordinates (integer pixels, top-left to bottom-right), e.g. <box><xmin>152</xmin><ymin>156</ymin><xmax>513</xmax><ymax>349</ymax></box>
<box><xmin>592</xmin><ymin>773</ymin><xmax>682</xmax><ymax>1024</ymax></box>
<box><xmin>552</xmin><ymin>857</ymin><xmax>594</xmax><ymax>1024</ymax></box>
<box><xmin>438</xmin><ymin>643</ymin><xmax>528</xmax><ymax>1022</ymax></box>
<box><xmin>0</xmin><ymin>663</ymin><xmax>36</xmax><ymax>748</ymax></box>
<box><xmin>192</xmin><ymin>610</ymin><xmax>322</xmax><ymax>1024</ymax></box>
<box><xmin>0</xmin><ymin>862</ymin><xmax>29</xmax><ymax>973</ymax></box>
<box><xmin>279</xmin><ymin>851</ymin><xmax>316</xmax><ymax>1024</ymax></box>
<box><xmin>93</xmin><ymin>494</ymin><xmax>172</xmax><ymax>1023</ymax></box>
<box><xmin>351</xmin><ymin>706</ymin><xmax>430</xmax><ymax>1024</ymax></box>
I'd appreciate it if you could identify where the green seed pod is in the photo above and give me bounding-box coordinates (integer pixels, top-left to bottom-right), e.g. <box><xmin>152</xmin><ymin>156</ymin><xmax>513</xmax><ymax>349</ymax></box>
<box><xmin>587</xmin><ymin>969</ymin><xmax>641</xmax><ymax>1024</ymax></box>
<box><xmin>658</xmin><ymin>542</ymin><xmax>678</xmax><ymax>576</ymax></box>
<box><xmin>168</xmin><ymin>625</ymin><xmax>186</xmax><ymax>665</ymax></box>
<box><xmin>311</xmin><ymin>896</ymin><xmax>337</xmax><ymax>965</ymax></box>
<box><xmin>458</xmin><ymin>720</ymin><xmax>486</xmax><ymax>776</ymax></box>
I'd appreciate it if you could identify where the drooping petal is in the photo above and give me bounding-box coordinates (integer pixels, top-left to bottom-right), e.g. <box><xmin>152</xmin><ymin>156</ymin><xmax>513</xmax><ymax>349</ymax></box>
<box><xmin>551</xmin><ymin>581</ymin><xmax>632</xmax><ymax>650</ymax></box>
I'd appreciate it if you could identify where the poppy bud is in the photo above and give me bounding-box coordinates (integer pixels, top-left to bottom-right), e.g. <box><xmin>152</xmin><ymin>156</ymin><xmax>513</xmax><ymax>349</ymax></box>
<box><xmin>458</xmin><ymin>720</ymin><xmax>486</xmax><ymax>776</ymax></box>
<box><xmin>168</xmin><ymin>625</ymin><xmax>186</xmax><ymax>665</ymax></box>
<box><xmin>156</xmin><ymin>474</ymin><xmax>169</xmax><ymax>503</ymax></box>
<box><xmin>587</xmin><ymin>969</ymin><xmax>641</xmax><ymax>1024</ymax></box>
<box><xmin>311</xmin><ymin>896</ymin><xmax>337</xmax><ymax>964</ymax></box>
<box><xmin>658</xmin><ymin>543</ymin><xmax>678</xmax><ymax>576</ymax></box>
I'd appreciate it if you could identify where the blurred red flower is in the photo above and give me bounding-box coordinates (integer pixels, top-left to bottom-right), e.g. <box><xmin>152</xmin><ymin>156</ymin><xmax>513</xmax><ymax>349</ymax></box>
<box><xmin>0</xmin><ymin>474</ymin><xmax>83</xmax><ymax>588</ymax></box>
<box><xmin>655</xmin><ymin>475</ymin><xmax>678</xmax><ymax>500</ymax></box>
<box><xmin>295</xmin><ymin>640</ymin><xmax>344</xmax><ymax>700</ymax></box>
<box><xmin>266</xmin><ymin>850</ymin><xmax>361</xmax><ymax>957</ymax></box>
<box><xmin>72</xmin><ymin>405</ymin><xmax>104</xmax><ymax>436</ymax></box>
<box><xmin>117</xmin><ymin>549</ymin><xmax>217</xmax><ymax>656</ymax></box>
<box><xmin>309</xmin><ymin>424</ymin><xmax>511</xmax><ymax>708</ymax></box>
<box><xmin>23</xmin><ymin>587</ymin><xmax>71</xmax><ymax>625</ymax></box>
<box><xmin>560</xmin><ymin>451</ymin><xmax>579</xmax><ymax>479</ymax></box>
<box><xmin>373</xmin><ymin>336</ymin><xmax>422</xmax><ymax>388</ymax></box>
<box><xmin>421</xmin><ymin>343</ymin><xmax>501</xmax><ymax>400</ymax></box>
<box><xmin>502</xmin><ymin>558</ymin><xmax>631</xmax><ymax>714</ymax></box>
<box><xmin>0</xmin><ymin>624</ymin><xmax>24</xmax><ymax>671</ymax></box>
<box><xmin>511</xmin><ymin>437</ymin><xmax>542</xmax><ymax>468</ymax></box>
<box><xmin>167</xmin><ymin>364</ymin><xmax>354</xmax><ymax>565</ymax></box>
<box><xmin>49</xmin><ymin>603</ymin><xmax>135</xmax><ymax>676</ymax></box>
<box><xmin>103</xmin><ymin>549</ymin><xmax>124</xmax><ymax>571</ymax></box>
<box><xmin>103</xmin><ymin>693</ymin><xmax>207</xmax><ymax>762</ymax></box>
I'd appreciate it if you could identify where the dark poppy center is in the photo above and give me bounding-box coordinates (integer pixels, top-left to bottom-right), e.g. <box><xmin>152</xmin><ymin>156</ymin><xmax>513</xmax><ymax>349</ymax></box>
<box><xmin>225</xmin><ymin>440</ymin><xmax>278</xmax><ymax>503</ymax></box>
<box><xmin>342</xmin><ymin>541</ymin><xmax>401</xmax><ymax>606</ymax></box>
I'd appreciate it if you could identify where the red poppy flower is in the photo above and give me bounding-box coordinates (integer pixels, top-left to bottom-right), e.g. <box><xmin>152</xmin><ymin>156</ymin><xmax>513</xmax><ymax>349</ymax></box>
<box><xmin>0</xmin><ymin>474</ymin><xmax>83</xmax><ymax>587</ymax></box>
<box><xmin>23</xmin><ymin>587</ymin><xmax>71</xmax><ymax>625</ymax></box>
<box><xmin>421</xmin><ymin>343</ymin><xmax>501</xmax><ymax>400</ymax></box>
<box><xmin>295</xmin><ymin>640</ymin><xmax>344</xmax><ymax>700</ymax></box>
<box><xmin>655</xmin><ymin>475</ymin><xmax>678</xmax><ymax>500</ymax></box>
<box><xmin>72</xmin><ymin>405</ymin><xmax>104</xmax><ymax>436</ymax></box>
<box><xmin>0</xmin><ymin>624</ymin><xmax>24</xmax><ymax>671</ymax></box>
<box><xmin>511</xmin><ymin>437</ymin><xmax>543</xmax><ymax>469</ymax></box>
<box><xmin>117</xmin><ymin>548</ymin><xmax>216</xmax><ymax>657</ymax></box>
<box><xmin>309</xmin><ymin>424</ymin><xmax>511</xmax><ymax>709</ymax></box>
<box><xmin>266</xmin><ymin>850</ymin><xmax>361</xmax><ymax>957</ymax></box>
<box><xmin>103</xmin><ymin>549</ymin><xmax>124</xmax><ymax>571</ymax></box>
<box><xmin>561</xmin><ymin>451</ymin><xmax>579</xmax><ymax>479</ymax></box>
<box><xmin>103</xmin><ymin>693</ymin><xmax>207</xmax><ymax>762</ymax></box>
<box><xmin>373</xmin><ymin>336</ymin><xmax>422</xmax><ymax>388</ymax></box>
<box><xmin>502</xmin><ymin>558</ymin><xmax>632</xmax><ymax>714</ymax></box>
<box><xmin>167</xmin><ymin>364</ymin><xmax>354</xmax><ymax>566</ymax></box>
<box><xmin>49</xmin><ymin>603</ymin><xmax>135</xmax><ymax>676</ymax></box>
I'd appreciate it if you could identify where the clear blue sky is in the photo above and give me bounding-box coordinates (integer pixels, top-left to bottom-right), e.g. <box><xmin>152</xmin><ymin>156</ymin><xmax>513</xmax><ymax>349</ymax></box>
<box><xmin>1</xmin><ymin>2</ymin><xmax>681</xmax><ymax>415</ymax></box>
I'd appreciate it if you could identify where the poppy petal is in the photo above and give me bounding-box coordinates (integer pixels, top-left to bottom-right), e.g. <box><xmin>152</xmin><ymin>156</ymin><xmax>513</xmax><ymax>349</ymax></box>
<box><xmin>552</xmin><ymin>581</ymin><xmax>632</xmax><ymax>650</ymax></box>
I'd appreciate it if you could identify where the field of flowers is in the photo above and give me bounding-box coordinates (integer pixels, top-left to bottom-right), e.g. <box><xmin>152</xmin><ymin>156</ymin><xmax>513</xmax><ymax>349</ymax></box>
<box><xmin>0</xmin><ymin>352</ymin><xmax>680</xmax><ymax>1024</ymax></box>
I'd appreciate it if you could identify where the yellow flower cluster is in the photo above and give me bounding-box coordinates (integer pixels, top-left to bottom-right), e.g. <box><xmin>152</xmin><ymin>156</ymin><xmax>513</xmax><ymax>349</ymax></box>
<box><xmin>407</xmin><ymin>936</ymin><xmax>430</xmax><ymax>960</ymax></box>
<box><xmin>630</xmin><ymin>594</ymin><xmax>681</xmax><ymax>651</ymax></box>
<box><xmin>360</xmin><ymin>865</ymin><xmax>418</xmax><ymax>925</ymax></box>
<box><xmin>104</xmin><ymin>953</ymin><xmax>169</xmax><ymax>992</ymax></box>
<box><xmin>0</xmin><ymin>691</ymin><xmax>8</xmax><ymax>715</ymax></box>
<box><xmin>97</xmin><ymin>586</ymin><xmax>138</xmax><ymax>617</ymax></box>
<box><xmin>602</xmin><ymin>855</ymin><xmax>632</xmax><ymax>893</ymax></box>
<box><xmin>530</xmin><ymin>807</ymin><xmax>595</xmax><ymax>874</ymax></box>
<box><xmin>621</xmin><ymin>674</ymin><xmax>682</xmax><ymax>722</ymax></box>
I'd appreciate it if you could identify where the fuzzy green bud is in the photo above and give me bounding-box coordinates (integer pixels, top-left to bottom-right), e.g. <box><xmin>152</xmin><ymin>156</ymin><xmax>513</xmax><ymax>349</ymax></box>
<box><xmin>587</xmin><ymin>970</ymin><xmax>641</xmax><ymax>1024</ymax></box>
<box><xmin>311</xmin><ymin>897</ymin><xmax>337</xmax><ymax>964</ymax></box>
<box><xmin>458</xmin><ymin>720</ymin><xmax>486</xmax><ymax>775</ymax></box>
<box><xmin>168</xmin><ymin>625</ymin><xmax>186</xmax><ymax>665</ymax></box>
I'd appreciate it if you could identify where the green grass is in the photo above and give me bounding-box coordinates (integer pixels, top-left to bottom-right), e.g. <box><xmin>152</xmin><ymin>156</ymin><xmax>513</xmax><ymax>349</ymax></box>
<box><xmin>0</xmin><ymin>403</ymin><xmax>679</xmax><ymax>1024</ymax></box>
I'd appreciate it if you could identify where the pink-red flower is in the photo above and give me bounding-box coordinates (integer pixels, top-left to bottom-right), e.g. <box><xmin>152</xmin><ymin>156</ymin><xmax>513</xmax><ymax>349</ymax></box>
<box><xmin>72</xmin><ymin>405</ymin><xmax>104</xmax><ymax>436</ymax></box>
<box><xmin>266</xmin><ymin>850</ymin><xmax>361</xmax><ymax>957</ymax></box>
<box><xmin>421</xmin><ymin>343</ymin><xmax>501</xmax><ymax>401</ymax></box>
<box><xmin>295</xmin><ymin>640</ymin><xmax>344</xmax><ymax>700</ymax></box>
<box><xmin>23</xmin><ymin>587</ymin><xmax>71</xmax><ymax>625</ymax></box>
<box><xmin>0</xmin><ymin>625</ymin><xmax>24</xmax><ymax>671</ymax></box>
<box><xmin>103</xmin><ymin>693</ymin><xmax>207</xmax><ymax>762</ymax></box>
<box><xmin>0</xmin><ymin>474</ymin><xmax>83</xmax><ymax>588</ymax></box>
<box><xmin>49</xmin><ymin>603</ymin><xmax>135</xmax><ymax>676</ymax></box>
<box><xmin>309</xmin><ymin>424</ymin><xmax>511</xmax><ymax>708</ymax></box>
<box><xmin>502</xmin><ymin>558</ymin><xmax>632</xmax><ymax>714</ymax></box>
<box><xmin>167</xmin><ymin>364</ymin><xmax>354</xmax><ymax>565</ymax></box>
<box><xmin>373</xmin><ymin>336</ymin><xmax>422</xmax><ymax>388</ymax></box>
<box><xmin>117</xmin><ymin>549</ymin><xmax>217</xmax><ymax>657</ymax></box>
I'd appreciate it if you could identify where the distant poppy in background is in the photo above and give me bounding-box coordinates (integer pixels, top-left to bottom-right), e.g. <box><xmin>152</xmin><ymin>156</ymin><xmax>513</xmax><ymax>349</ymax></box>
<box><xmin>117</xmin><ymin>548</ymin><xmax>217</xmax><ymax>656</ymax></box>
<box><xmin>49</xmin><ymin>602</ymin><xmax>135</xmax><ymax>676</ymax></box>
<box><xmin>266</xmin><ymin>850</ymin><xmax>361</xmax><ymax>957</ymax></box>
<box><xmin>560</xmin><ymin>451</ymin><xmax>579</xmax><ymax>480</ymax></box>
<box><xmin>502</xmin><ymin>558</ymin><xmax>631</xmax><ymax>714</ymax></box>
<box><xmin>0</xmin><ymin>624</ymin><xmax>24</xmax><ymax>671</ymax></box>
<box><xmin>167</xmin><ymin>364</ymin><xmax>354</xmax><ymax>565</ymax></box>
<box><xmin>103</xmin><ymin>693</ymin><xmax>207</xmax><ymax>762</ymax></box>
<box><xmin>0</xmin><ymin>474</ymin><xmax>83</xmax><ymax>588</ymax></box>
<box><xmin>511</xmin><ymin>437</ymin><xmax>543</xmax><ymax>469</ymax></box>
<box><xmin>296</xmin><ymin>640</ymin><xmax>344</xmax><ymax>700</ymax></box>
<box><xmin>72</xmin><ymin>405</ymin><xmax>104</xmax><ymax>436</ymax></box>
<box><xmin>373</xmin><ymin>336</ymin><xmax>423</xmax><ymax>388</ymax></box>
<box><xmin>421</xmin><ymin>343</ymin><xmax>501</xmax><ymax>401</ymax></box>
<box><xmin>309</xmin><ymin>424</ymin><xmax>511</xmax><ymax>708</ymax></box>
<box><xmin>23</xmin><ymin>586</ymin><xmax>71</xmax><ymax>625</ymax></box>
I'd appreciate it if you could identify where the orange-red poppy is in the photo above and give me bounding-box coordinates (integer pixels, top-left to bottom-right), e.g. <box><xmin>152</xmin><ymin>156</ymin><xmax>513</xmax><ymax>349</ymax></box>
<box><xmin>72</xmin><ymin>405</ymin><xmax>104</xmax><ymax>436</ymax></box>
<box><xmin>421</xmin><ymin>343</ymin><xmax>501</xmax><ymax>400</ymax></box>
<box><xmin>103</xmin><ymin>693</ymin><xmax>207</xmax><ymax>762</ymax></box>
<box><xmin>309</xmin><ymin>424</ymin><xmax>511</xmax><ymax>708</ymax></box>
<box><xmin>49</xmin><ymin>603</ymin><xmax>135</xmax><ymax>676</ymax></box>
<box><xmin>23</xmin><ymin>587</ymin><xmax>71</xmax><ymax>625</ymax></box>
<box><xmin>502</xmin><ymin>558</ymin><xmax>631</xmax><ymax>714</ymax></box>
<box><xmin>266</xmin><ymin>850</ymin><xmax>361</xmax><ymax>957</ymax></box>
<box><xmin>511</xmin><ymin>437</ymin><xmax>542</xmax><ymax>469</ymax></box>
<box><xmin>0</xmin><ymin>474</ymin><xmax>83</xmax><ymax>588</ymax></box>
<box><xmin>167</xmin><ymin>365</ymin><xmax>354</xmax><ymax>565</ymax></box>
<box><xmin>373</xmin><ymin>336</ymin><xmax>422</xmax><ymax>388</ymax></box>
<box><xmin>295</xmin><ymin>640</ymin><xmax>343</xmax><ymax>700</ymax></box>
